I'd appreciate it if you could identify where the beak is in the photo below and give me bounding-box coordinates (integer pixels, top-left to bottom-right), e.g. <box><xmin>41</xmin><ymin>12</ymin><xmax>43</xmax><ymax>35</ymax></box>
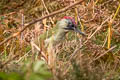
<box><xmin>64</xmin><ymin>24</ymin><xmax>86</xmax><ymax>36</ymax></box>
<box><xmin>73</xmin><ymin>27</ymin><xmax>86</xmax><ymax>36</ymax></box>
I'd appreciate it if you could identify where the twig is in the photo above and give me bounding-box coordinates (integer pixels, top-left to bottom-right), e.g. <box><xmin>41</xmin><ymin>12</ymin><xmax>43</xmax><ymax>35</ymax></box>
<box><xmin>102</xmin><ymin>33</ymin><xmax>108</xmax><ymax>47</ymax></box>
<box><xmin>82</xmin><ymin>13</ymin><xmax>97</xmax><ymax>23</ymax></box>
<box><xmin>87</xmin><ymin>15</ymin><xmax>112</xmax><ymax>40</ymax></box>
<box><xmin>112</xmin><ymin>28</ymin><xmax>120</xmax><ymax>36</ymax></box>
<box><xmin>15</xmin><ymin>50</ymin><xmax>31</xmax><ymax>63</ymax></box>
<box><xmin>69</xmin><ymin>44</ymin><xmax>83</xmax><ymax>61</ymax></box>
<box><xmin>20</xmin><ymin>10</ymin><xmax>25</xmax><ymax>46</ymax></box>
<box><xmin>91</xmin><ymin>45</ymin><xmax>117</xmax><ymax>63</ymax></box>
<box><xmin>31</xmin><ymin>41</ymin><xmax>48</xmax><ymax>62</ymax></box>
<box><xmin>0</xmin><ymin>0</ymin><xmax>84</xmax><ymax>46</ymax></box>
<box><xmin>0</xmin><ymin>12</ymin><xmax>16</xmax><ymax>17</ymax></box>
<box><xmin>100</xmin><ymin>0</ymin><xmax>112</xmax><ymax>7</ymax></box>
<box><xmin>41</xmin><ymin>0</ymin><xmax>54</xmax><ymax>24</ymax></box>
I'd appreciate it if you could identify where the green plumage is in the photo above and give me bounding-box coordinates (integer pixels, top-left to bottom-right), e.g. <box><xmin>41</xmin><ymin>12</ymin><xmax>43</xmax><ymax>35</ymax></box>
<box><xmin>34</xmin><ymin>19</ymin><xmax>69</xmax><ymax>48</ymax></box>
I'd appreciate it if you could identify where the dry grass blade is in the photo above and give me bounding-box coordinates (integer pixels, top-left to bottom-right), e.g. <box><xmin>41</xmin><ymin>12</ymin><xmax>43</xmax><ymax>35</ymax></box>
<box><xmin>41</xmin><ymin>0</ymin><xmax>54</xmax><ymax>24</ymax></box>
<box><xmin>107</xmin><ymin>3</ymin><xmax>120</xmax><ymax>49</ymax></box>
<box><xmin>31</xmin><ymin>41</ymin><xmax>48</xmax><ymax>62</ymax></box>
<box><xmin>87</xmin><ymin>15</ymin><xmax>112</xmax><ymax>40</ymax></box>
<box><xmin>91</xmin><ymin>45</ymin><xmax>117</xmax><ymax>63</ymax></box>
<box><xmin>107</xmin><ymin>21</ymin><xmax>112</xmax><ymax>49</ymax></box>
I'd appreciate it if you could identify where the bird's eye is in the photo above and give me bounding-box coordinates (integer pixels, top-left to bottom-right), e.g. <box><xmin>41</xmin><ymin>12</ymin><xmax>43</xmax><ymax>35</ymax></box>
<box><xmin>69</xmin><ymin>23</ymin><xmax>74</xmax><ymax>28</ymax></box>
<box><xmin>68</xmin><ymin>22</ymin><xmax>74</xmax><ymax>27</ymax></box>
<box><xmin>71</xmin><ymin>24</ymin><xmax>74</xmax><ymax>27</ymax></box>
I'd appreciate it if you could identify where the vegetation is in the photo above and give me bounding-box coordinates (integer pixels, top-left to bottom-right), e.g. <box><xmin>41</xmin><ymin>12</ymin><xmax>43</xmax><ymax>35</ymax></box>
<box><xmin>0</xmin><ymin>0</ymin><xmax>120</xmax><ymax>80</ymax></box>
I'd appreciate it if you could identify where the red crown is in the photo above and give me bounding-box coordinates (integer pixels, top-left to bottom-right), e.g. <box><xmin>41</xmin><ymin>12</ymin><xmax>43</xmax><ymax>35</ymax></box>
<box><xmin>63</xmin><ymin>16</ymin><xmax>76</xmax><ymax>26</ymax></box>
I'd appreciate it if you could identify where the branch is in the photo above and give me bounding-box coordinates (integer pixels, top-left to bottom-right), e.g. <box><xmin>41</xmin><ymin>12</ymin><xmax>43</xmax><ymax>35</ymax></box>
<box><xmin>0</xmin><ymin>0</ymin><xmax>83</xmax><ymax>46</ymax></box>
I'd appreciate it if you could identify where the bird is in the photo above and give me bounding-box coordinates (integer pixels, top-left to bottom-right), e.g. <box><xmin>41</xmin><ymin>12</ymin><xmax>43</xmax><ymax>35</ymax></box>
<box><xmin>30</xmin><ymin>16</ymin><xmax>86</xmax><ymax>68</ymax></box>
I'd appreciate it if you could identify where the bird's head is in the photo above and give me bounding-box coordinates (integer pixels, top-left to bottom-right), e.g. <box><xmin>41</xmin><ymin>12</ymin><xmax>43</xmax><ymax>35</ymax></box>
<box><xmin>60</xmin><ymin>16</ymin><xmax>86</xmax><ymax>36</ymax></box>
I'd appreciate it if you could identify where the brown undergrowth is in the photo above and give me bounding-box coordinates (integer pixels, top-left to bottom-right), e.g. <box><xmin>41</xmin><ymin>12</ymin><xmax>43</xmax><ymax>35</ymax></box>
<box><xmin>0</xmin><ymin>0</ymin><xmax>120</xmax><ymax>80</ymax></box>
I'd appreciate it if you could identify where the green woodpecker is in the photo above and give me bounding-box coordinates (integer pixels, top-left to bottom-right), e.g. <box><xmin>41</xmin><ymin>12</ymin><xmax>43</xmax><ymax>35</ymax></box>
<box><xmin>32</xmin><ymin>16</ymin><xmax>85</xmax><ymax>66</ymax></box>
